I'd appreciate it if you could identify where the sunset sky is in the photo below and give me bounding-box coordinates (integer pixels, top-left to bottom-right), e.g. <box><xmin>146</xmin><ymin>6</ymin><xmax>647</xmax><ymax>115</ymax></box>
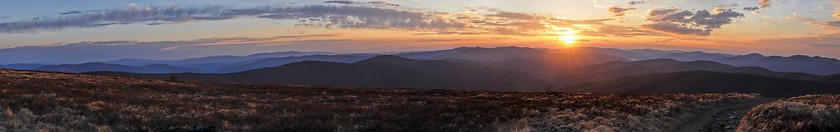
<box><xmin>1</xmin><ymin>0</ymin><xmax>840</xmax><ymax>63</ymax></box>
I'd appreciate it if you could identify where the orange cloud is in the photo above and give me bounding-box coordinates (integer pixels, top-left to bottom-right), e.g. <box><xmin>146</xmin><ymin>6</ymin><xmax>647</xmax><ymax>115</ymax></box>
<box><xmin>608</xmin><ymin>6</ymin><xmax>636</xmax><ymax>16</ymax></box>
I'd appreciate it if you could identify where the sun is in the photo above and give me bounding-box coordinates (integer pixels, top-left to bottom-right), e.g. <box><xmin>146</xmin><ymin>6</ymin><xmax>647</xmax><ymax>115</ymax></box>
<box><xmin>561</xmin><ymin>34</ymin><xmax>577</xmax><ymax>45</ymax></box>
<box><xmin>557</xmin><ymin>30</ymin><xmax>579</xmax><ymax>46</ymax></box>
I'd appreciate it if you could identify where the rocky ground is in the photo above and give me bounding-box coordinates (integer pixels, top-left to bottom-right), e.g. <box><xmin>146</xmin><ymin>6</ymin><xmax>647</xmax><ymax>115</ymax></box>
<box><xmin>703</xmin><ymin>108</ymin><xmax>749</xmax><ymax>131</ymax></box>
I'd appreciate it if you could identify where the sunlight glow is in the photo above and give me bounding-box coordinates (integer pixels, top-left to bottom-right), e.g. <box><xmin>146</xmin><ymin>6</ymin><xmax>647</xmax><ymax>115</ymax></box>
<box><xmin>555</xmin><ymin>28</ymin><xmax>579</xmax><ymax>46</ymax></box>
<box><xmin>561</xmin><ymin>34</ymin><xmax>577</xmax><ymax>45</ymax></box>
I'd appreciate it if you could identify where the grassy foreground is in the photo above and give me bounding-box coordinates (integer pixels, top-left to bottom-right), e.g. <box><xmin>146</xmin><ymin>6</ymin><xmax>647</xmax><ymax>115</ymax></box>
<box><xmin>0</xmin><ymin>69</ymin><xmax>756</xmax><ymax>131</ymax></box>
<box><xmin>738</xmin><ymin>94</ymin><xmax>840</xmax><ymax>131</ymax></box>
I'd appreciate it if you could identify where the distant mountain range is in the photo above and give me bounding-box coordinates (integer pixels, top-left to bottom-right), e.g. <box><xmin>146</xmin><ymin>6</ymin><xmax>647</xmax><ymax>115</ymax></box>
<box><xmin>552</xmin><ymin>59</ymin><xmax>835</xmax><ymax>85</ymax></box>
<box><xmin>106</xmin><ymin>51</ymin><xmax>329</xmax><ymax>72</ymax></box>
<box><xmin>94</xmin><ymin>55</ymin><xmax>548</xmax><ymax>91</ymax></box>
<box><xmin>90</xmin><ymin>52</ymin><xmax>840</xmax><ymax>97</ymax></box>
<box><xmin>214</xmin><ymin>54</ymin><xmax>376</xmax><ymax>73</ymax></box>
<box><xmin>6</xmin><ymin>46</ymin><xmax>840</xmax><ymax>97</ymax></box>
<box><xmin>36</xmin><ymin>62</ymin><xmax>200</xmax><ymax>73</ymax></box>
<box><xmin>714</xmin><ymin>53</ymin><xmax>840</xmax><ymax>75</ymax></box>
<box><xmin>0</xmin><ymin>63</ymin><xmax>47</xmax><ymax>70</ymax></box>
<box><xmin>107</xmin><ymin>51</ymin><xmax>328</xmax><ymax>66</ymax></box>
<box><xmin>7</xmin><ymin>46</ymin><xmax>840</xmax><ymax>75</ymax></box>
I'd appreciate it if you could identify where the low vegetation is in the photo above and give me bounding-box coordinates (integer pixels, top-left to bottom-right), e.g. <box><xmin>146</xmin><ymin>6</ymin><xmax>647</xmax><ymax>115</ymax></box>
<box><xmin>737</xmin><ymin>94</ymin><xmax>840</xmax><ymax>131</ymax></box>
<box><xmin>0</xmin><ymin>69</ymin><xmax>756</xmax><ymax>131</ymax></box>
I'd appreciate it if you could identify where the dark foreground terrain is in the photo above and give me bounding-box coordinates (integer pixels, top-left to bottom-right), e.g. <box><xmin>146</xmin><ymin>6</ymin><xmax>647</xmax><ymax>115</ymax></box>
<box><xmin>0</xmin><ymin>69</ymin><xmax>759</xmax><ymax>131</ymax></box>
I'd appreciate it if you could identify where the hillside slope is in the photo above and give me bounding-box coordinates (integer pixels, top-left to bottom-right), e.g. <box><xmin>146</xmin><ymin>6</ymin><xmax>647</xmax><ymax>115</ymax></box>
<box><xmin>560</xmin><ymin>71</ymin><xmax>840</xmax><ymax>97</ymax></box>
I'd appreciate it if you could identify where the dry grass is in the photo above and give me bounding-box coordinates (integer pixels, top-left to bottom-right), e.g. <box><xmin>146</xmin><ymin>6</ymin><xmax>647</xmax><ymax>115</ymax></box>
<box><xmin>737</xmin><ymin>94</ymin><xmax>840</xmax><ymax>131</ymax></box>
<box><xmin>0</xmin><ymin>69</ymin><xmax>756</xmax><ymax>131</ymax></box>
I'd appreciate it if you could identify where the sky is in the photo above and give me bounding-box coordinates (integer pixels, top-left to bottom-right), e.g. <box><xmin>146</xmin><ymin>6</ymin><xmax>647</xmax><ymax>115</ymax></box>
<box><xmin>0</xmin><ymin>0</ymin><xmax>839</xmax><ymax>63</ymax></box>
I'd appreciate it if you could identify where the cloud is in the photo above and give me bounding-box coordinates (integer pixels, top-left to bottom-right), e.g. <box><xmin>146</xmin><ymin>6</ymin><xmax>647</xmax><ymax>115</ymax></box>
<box><xmin>486</xmin><ymin>11</ymin><xmax>536</xmax><ymax>20</ymax></box>
<box><xmin>834</xmin><ymin>12</ymin><xmax>840</xmax><ymax>19</ymax></box>
<box><xmin>811</xmin><ymin>21</ymin><xmax>840</xmax><ymax>29</ymax></box>
<box><xmin>712</xmin><ymin>7</ymin><xmax>725</xmax><ymax>14</ymax></box>
<box><xmin>785</xmin><ymin>12</ymin><xmax>815</xmax><ymax>21</ymax></box>
<box><xmin>742</xmin><ymin>0</ymin><xmax>771</xmax><ymax>13</ymax></box>
<box><xmin>608</xmin><ymin>6</ymin><xmax>635</xmax><ymax>16</ymax></box>
<box><xmin>324</xmin><ymin>1</ymin><xmax>402</xmax><ymax>6</ymax></box>
<box><xmin>641</xmin><ymin>22</ymin><xmax>709</xmax><ymax>36</ymax></box>
<box><xmin>641</xmin><ymin>7</ymin><xmax>744</xmax><ymax>36</ymax></box>
<box><xmin>271</xmin><ymin>5</ymin><xmax>472</xmax><ymax>31</ymax></box>
<box><xmin>743</xmin><ymin>7</ymin><xmax>759</xmax><ymax>11</ymax></box>
<box><xmin>324</xmin><ymin>1</ymin><xmax>356</xmax><ymax>5</ymax></box>
<box><xmin>0</xmin><ymin>3</ymin><xmax>657</xmax><ymax>39</ymax></box>
<box><xmin>365</xmin><ymin>1</ymin><xmax>403</xmax><ymax>7</ymax></box>
<box><xmin>584</xmin><ymin>25</ymin><xmax>666</xmax><ymax>37</ymax></box>
<box><xmin>290</xmin><ymin>6</ymin><xmax>654</xmax><ymax>37</ymax></box>
<box><xmin>690</xmin><ymin>10</ymin><xmax>745</xmax><ymax>29</ymax></box>
<box><xmin>59</xmin><ymin>9</ymin><xmax>109</xmax><ymax>15</ymax></box>
<box><xmin>622</xmin><ymin>0</ymin><xmax>672</xmax><ymax>6</ymax></box>
<box><xmin>759</xmin><ymin>0</ymin><xmax>771</xmax><ymax>9</ymax></box>
<box><xmin>0</xmin><ymin>5</ymin><xmax>238</xmax><ymax>33</ymax></box>
<box><xmin>628</xmin><ymin>1</ymin><xmax>645</xmax><ymax>5</ymax></box>
<box><xmin>0</xmin><ymin>4</ymin><xmax>471</xmax><ymax>33</ymax></box>
<box><xmin>646</xmin><ymin>8</ymin><xmax>694</xmax><ymax>23</ymax></box>
<box><xmin>713</xmin><ymin>3</ymin><xmax>739</xmax><ymax>13</ymax></box>
<box><xmin>59</xmin><ymin>11</ymin><xmax>84</xmax><ymax>15</ymax></box>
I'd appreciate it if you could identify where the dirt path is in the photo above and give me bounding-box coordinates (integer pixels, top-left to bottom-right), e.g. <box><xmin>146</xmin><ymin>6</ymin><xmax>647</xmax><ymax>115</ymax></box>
<box><xmin>675</xmin><ymin>98</ymin><xmax>776</xmax><ymax>132</ymax></box>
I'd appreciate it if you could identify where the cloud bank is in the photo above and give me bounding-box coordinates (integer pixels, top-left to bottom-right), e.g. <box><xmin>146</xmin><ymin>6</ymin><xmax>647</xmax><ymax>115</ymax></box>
<box><xmin>0</xmin><ymin>4</ymin><xmax>463</xmax><ymax>33</ymax></box>
<box><xmin>0</xmin><ymin>3</ymin><xmax>663</xmax><ymax>39</ymax></box>
<box><xmin>0</xmin><ymin>5</ymin><xmax>236</xmax><ymax>33</ymax></box>
<box><xmin>641</xmin><ymin>7</ymin><xmax>744</xmax><ymax>36</ymax></box>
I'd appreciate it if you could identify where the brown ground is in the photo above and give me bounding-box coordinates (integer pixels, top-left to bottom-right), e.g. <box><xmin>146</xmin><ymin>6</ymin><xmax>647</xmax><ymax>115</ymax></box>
<box><xmin>0</xmin><ymin>69</ymin><xmax>756</xmax><ymax>131</ymax></box>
